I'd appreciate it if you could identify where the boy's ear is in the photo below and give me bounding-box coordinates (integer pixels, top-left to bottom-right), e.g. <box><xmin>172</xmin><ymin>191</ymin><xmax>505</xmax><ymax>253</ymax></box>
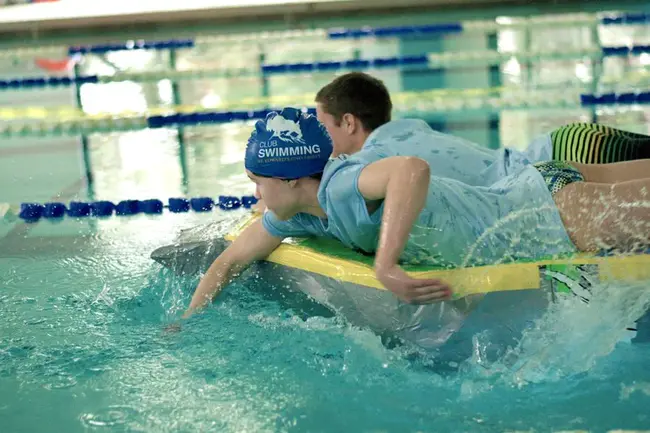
<box><xmin>342</xmin><ymin>113</ymin><xmax>358</xmax><ymax>134</ymax></box>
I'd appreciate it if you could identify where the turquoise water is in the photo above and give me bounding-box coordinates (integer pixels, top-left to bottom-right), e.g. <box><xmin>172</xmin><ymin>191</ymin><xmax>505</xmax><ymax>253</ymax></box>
<box><xmin>0</xmin><ymin>112</ymin><xmax>649</xmax><ymax>433</ymax></box>
<box><xmin>1</xmin><ymin>123</ymin><xmax>650</xmax><ymax>432</ymax></box>
<box><xmin>2</xmin><ymin>9</ymin><xmax>650</xmax><ymax>431</ymax></box>
<box><xmin>1</xmin><ymin>99</ymin><xmax>649</xmax><ymax>433</ymax></box>
<box><xmin>1</xmin><ymin>210</ymin><xmax>650</xmax><ymax>432</ymax></box>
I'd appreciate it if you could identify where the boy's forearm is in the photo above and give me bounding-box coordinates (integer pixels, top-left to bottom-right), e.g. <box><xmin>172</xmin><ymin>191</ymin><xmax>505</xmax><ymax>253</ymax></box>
<box><xmin>181</xmin><ymin>219</ymin><xmax>283</xmax><ymax>319</ymax></box>
<box><xmin>183</xmin><ymin>258</ymin><xmax>244</xmax><ymax>318</ymax></box>
<box><xmin>374</xmin><ymin>161</ymin><xmax>430</xmax><ymax>271</ymax></box>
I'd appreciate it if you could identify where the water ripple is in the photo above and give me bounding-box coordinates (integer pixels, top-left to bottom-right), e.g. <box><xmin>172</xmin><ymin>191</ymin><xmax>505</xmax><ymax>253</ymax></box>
<box><xmin>79</xmin><ymin>405</ymin><xmax>146</xmax><ymax>429</ymax></box>
<box><xmin>1</xmin><ymin>214</ymin><xmax>649</xmax><ymax>432</ymax></box>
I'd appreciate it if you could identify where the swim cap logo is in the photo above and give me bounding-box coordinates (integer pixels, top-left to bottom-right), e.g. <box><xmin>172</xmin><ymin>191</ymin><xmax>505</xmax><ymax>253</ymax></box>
<box><xmin>256</xmin><ymin>114</ymin><xmax>322</xmax><ymax>161</ymax></box>
<box><xmin>244</xmin><ymin>108</ymin><xmax>332</xmax><ymax>178</ymax></box>
<box><xmin>266</xmin><ymin>115</ymin><xmax>306</xmax><ymax>146</ymax></box>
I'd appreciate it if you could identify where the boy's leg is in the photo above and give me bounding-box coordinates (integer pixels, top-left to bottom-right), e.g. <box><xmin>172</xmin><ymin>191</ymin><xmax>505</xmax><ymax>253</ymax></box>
<box><xmin>551</xmin><ymin>123</ymin><xmax>650</xmax><ymax>163</ymax></box>
<box><xmin>553</xmin><ymin>178</ymin><xmax>650</xmax><ymax>252</ymax></box>
<box><xmin>570</xmin><ymin>159</ymin><xmax>650</xmax><ymax>183</ymax></box>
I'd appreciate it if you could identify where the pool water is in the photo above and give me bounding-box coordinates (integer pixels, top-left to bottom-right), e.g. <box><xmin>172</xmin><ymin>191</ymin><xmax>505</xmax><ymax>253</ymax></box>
<box><xmin>4</xmin><ymin>7</ymin><xmax>650</xmax><ymax>430</ymax></box>
<box><xmin>2</xmin><ymin>192</ymin><xmax>650</xmax><ymax>432</ymax></box>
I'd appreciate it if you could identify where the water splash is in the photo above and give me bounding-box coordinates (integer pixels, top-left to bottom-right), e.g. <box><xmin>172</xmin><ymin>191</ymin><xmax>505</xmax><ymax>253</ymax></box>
<box><xmin>461</xmin><ymin>203</ymin><xmax>569</xmax><ymax>268</ymax></box>
<box><xmin>458</xmin><ymin>278</ymin><xmax>650</xmax><ymax>392</ymax></box>
<box><xmin>620</xmin><ymin>381</ymin><xmax>650</xmax><ymax>400</ymax></box>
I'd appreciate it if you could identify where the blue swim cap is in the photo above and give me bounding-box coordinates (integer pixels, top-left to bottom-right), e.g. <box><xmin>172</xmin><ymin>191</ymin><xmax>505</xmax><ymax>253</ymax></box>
<box><xmin>245</xmin><ymin>107</ymin><xmax>333</xmax><ymax>179</ymax></box>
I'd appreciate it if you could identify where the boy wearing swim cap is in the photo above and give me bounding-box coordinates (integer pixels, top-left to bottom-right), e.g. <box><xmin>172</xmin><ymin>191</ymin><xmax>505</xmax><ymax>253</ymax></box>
<box><xmin>183</xmin><ymin>107</ymin><xmax>650</xmax><ymax>320</ymax></box>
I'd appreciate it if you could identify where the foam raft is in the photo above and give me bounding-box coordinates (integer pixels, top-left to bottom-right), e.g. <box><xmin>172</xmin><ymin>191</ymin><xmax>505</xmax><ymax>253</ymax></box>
<box><xmin>151</xmin><ymin>212</ymin><xmax>650</xmax><ymax>353</ymax></box>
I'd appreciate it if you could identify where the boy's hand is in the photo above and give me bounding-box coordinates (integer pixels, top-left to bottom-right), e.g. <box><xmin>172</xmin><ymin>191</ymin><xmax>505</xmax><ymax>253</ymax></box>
<box><xmin>376</xmin><ymin>264</ymin><xmax>452</xmax><ymax>304</ymax></box>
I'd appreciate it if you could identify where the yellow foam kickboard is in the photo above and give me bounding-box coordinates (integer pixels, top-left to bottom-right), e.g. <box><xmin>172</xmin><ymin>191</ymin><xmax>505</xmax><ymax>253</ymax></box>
<box><xmin>225</xmin><ymin>213</ymin><xmax>650</xmax><ymax>298</ymax></box>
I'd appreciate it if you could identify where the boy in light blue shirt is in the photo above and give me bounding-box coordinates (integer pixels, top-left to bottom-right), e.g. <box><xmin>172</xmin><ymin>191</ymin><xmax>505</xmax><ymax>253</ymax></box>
<box><xmin>183</xmin><ymin>108</ymin><xmax>650</xmax><ymax>320</ymax></box>
<box><xmin>312</xmin><ymin>72</ymin><xmax>650</xmax><ymax>185</ymax></box>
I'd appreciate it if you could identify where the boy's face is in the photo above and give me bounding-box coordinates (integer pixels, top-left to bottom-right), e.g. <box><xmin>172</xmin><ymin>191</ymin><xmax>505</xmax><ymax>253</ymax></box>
<box><xmin>316</xmin><ymin>104</ymin><xmax>356</xmax><ymax>157</ymax></box>
<box><xmin>246</xmin><ymin>170</ymin><xmax>300</xmax><ymax>221</ymax></box>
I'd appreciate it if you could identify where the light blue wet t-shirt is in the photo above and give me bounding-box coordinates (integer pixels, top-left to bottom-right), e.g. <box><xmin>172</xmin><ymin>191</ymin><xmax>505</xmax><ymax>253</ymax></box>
<box><xmin>262</xmin><ymin>119</ymin><xmax>572</xmax><ymax>267</ymax></box>
<box><xmin>358</xmin><ymin>119</ymin><xmax>553</xmax><ymax>186</ymax></box>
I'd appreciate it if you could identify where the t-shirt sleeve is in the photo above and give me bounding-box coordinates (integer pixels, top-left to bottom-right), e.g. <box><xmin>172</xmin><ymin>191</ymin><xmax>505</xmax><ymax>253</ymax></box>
<box><xmin>322</xmin><ymin>158</ymin><xmax>382</xmax><ymax>227</ymax></box>
<box><xmin>326</xmin><ymin>161</ymin><xmax>365</xmax><ymax>204</ymax></box>
<box><xmin>261</xmin><ymin>210</ymin><xmax>312</xmax><ymax>238</ymax></box>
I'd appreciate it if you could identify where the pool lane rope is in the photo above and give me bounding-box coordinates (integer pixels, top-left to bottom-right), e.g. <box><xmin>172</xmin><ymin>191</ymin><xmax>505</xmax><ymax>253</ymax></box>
<box><xmin>13</xmin><ymin>196</ymin><xmax>258</xmax><ymax>223</ymax></box>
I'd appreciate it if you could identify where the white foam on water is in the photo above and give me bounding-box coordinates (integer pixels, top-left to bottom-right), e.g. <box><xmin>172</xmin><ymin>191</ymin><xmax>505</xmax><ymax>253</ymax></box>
<box><xmin>460</xmin><ymin>278</ymin><xmax>650</xmax><ymax>392</ymax></box>
<box><xmin>620</xmin><ymin>381</ymin><xmax>650</xmax><ymax>400</ymax></box>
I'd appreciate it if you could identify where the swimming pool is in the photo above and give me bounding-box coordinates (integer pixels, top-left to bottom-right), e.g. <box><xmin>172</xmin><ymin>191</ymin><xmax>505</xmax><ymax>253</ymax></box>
<box><xmin>2</xmin><ymin>7</ymin><xmax>650</xmax><ymax>431</ymax></box>
<box><xmin>1</xmin><ymin>126</ymin><xmax>650</xmax><ymax>432</ymax></box>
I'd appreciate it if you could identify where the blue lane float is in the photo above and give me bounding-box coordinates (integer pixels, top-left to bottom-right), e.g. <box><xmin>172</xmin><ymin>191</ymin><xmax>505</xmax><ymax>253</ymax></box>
<box><xmin>328</xmin><ymin>23</ymin><xmax>464</xmax><ymax>39</ymax></box>
<box><xmin>13</xmin><ymin>43</ymin><xmax>650</xmax><ymax>91</ymax></box>
<box><xmin>17</xmin><ymin>195</ymin><xmax>258</xmax><ymax>222</ymax></box>
<box><xmin>260</xmin><ymin>55</ymin><xmax>429</xmax><ymax>74</ymax></box>
<box><xmin>91</xmin><ymin>201</ymin><xmax>115</xmax><ymax>217</ymax></box>
<box><xmin>68</xmin><ymin>201</ymin><xmax>91</xmax><ymax>217</ymax></box>
<box><xmin>115</xmin><ymin>200</ymin><xmax>142</xmax><ymax>216</ymax></box>
<box><xmin>580</xmin><ymin>91</ymin><xmax>650</xmax><ymax>105</ymax></box>
<box><xmin>43</xmin><ymin>202</ymin><xmax>66</xmax><ymax>219</ymax></box>
<box><xmin>190</xmin><ymin>198</ymin><xmax>213</xmax><ymax>212</ymax></box>
<box><xmin>3</xmin><ymin>88</ymin><xmax>650</xmax><ymax>133</ymax></box>
<box><xmin>328</xmin><ymin>12</ymin><xmax>650</xmax><ymax>40</ymax></box>
<box><xmin>169</xmin><ymin>198</ymin><xmax>191</xmax><ymax>213</ymax></box>
<box><xmin>602</xmin><ymin>45</ymin><xmax>650</xmax><ymax>56</ymax></box>
<box><xmin>3</xmin><ymin>87</ymin><xmax>645</xmax><ymax>135</ymax></box>
<box><xmin>601</xmin><ymin>12</ymin><xmax>650</xmax><ymax>25</ymax></box>
<box><xmin>141</xmin><ymin>199</ymin><xmax>164</xmax><ymax>214</ymax></box>
<box><xmin>144</xmin><ymin>90</ymin><xmax>650</xmax><ymax>129</ymax></box>
<box><xmin>19</xmin><ymin>203</ymin><xmax>44</xmax><ymax>222</ymax></box>
<box><xmin>0</xmin><ymin>75</ymin><xmax>98</xmax><ymax>90</ymax></box>
<box><xmin>4</xmin><ymin>45</ymin><xmax>650</xmax><ymax>91</ymax></box>
<box><xmin>51</xmin><ymin>13</ymin><xmax>648</xmax><ymax>59</ymax></box>
<box><xmin>146</xmin><ymin>108</ymin><xmax>316</xmax><ymax>128</ymax></box>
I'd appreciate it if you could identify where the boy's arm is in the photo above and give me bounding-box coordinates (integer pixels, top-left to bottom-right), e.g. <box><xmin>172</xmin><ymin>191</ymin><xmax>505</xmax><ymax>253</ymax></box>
<box><xmin>182</xmin><ymin>218</ymin><xmax>283</xmax><ymax>319</ymax></box>
<box><xmin>357</xmin><ymin>156</ymin><xmax>452</xmax><ymax>304</ymax></box>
